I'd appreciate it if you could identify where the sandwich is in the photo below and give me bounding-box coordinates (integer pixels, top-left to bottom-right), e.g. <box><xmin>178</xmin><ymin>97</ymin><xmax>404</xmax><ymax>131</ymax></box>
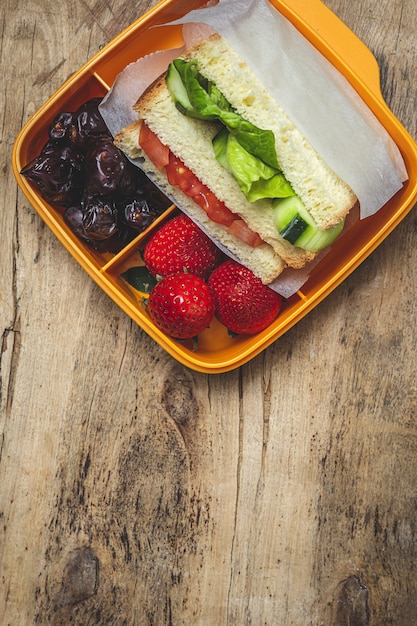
<box><xmin>114</xmin><ymin>33</ymin><xmax>357</xmax><ymax>284</ymax></box>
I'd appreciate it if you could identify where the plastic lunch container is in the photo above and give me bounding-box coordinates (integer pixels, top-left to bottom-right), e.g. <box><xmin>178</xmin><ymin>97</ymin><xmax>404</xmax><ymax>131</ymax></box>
<box><xmin>12</xmin><ymin>0</ymin><xmax>417</xmax><ymax>373</ymax></box>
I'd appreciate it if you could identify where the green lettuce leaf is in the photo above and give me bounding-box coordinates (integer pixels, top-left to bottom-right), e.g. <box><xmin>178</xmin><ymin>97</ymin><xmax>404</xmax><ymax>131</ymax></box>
<box><xmin>208</xmin><ymin>82</ymin><xmax>233</xmax><ymax>112</ymax></box>
<box><xmin>226</xmin><ymin>133</ymin><xmax>276</xmax><ymax>193</ymax></box>
<box><xmin>246</xmin><ymin>174</ymin><xmax>295</xmax><ymax>203</ymax></box>
<box><xmin>170</xmin><ymin>58</ymin><xmax>296</xmax><ymax>203</ymax></box>
<box><xmin>224</xmin><ymin>133</ymin><xmax>295</xmax><ymax>201</ymax></box>
<box><xmin>212</xmin><ymin>128</ymin><xmax>232</xmax><ymax>172</ymax></box>
<box><xmin>179</xmin><ymin>60</ymin><xmax>220</xmax><ymax>120</ymax></box>
<box><xmin>218</xmin><ymin>111</ymin><xmax>278</xmax><ymax>169</ymax></box>
<box><xmin>175</xmin><ymin>59</ymin><xmax>279</xmax><ymax>169</ymax></box>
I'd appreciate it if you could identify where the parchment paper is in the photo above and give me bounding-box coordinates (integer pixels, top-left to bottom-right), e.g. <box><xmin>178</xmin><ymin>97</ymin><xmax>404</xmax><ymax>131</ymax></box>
<box><xmin>100</xmin><ymin>0</ymin><xmax>408</xmax><ymax>296</ymax></box>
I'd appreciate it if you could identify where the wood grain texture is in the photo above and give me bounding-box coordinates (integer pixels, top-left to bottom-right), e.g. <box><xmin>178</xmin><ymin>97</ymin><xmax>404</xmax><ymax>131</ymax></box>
<box><xmin>1</xmin><ymin>0</ymin><xmax>417</xmax><ymax>624</ymax></box>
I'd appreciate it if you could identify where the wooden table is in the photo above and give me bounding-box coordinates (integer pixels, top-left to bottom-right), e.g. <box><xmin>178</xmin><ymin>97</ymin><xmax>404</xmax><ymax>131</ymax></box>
<box><xmin>2</xmin><ymin>0</ymin><xmax>417</xmax><ymax>624</ymax></box>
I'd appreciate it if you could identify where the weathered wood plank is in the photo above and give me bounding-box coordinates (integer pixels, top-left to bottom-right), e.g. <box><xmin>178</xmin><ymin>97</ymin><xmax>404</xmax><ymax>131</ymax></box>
<box><xmin>1</xmin><ymin>0</ymin><xmax>417</xmax><ymax>624</ymax></box>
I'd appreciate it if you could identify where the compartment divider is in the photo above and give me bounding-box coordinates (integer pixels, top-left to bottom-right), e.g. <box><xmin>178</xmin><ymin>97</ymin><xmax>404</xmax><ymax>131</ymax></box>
<box><xmin>93</xmin><ymin>72</ymin><xmax>111</xmax><ymax>91</ymax></box>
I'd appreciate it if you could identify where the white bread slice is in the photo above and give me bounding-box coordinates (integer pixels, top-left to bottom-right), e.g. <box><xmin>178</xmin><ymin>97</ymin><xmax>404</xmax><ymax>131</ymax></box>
<box><xmin>186</xmin><ymin>34</ymin><xmax>357</xmax><ymax>229</ymax></box>
<box><xmin>127</xmin><ymin>74</ymin><xmax>314</xmax><ymax>270</ymax></box>
<box><xmin>115</xmin><ymin>33</ymin><xmax>357</xmax><ymax>278</ymax></box>
<box><xmin>115</xmin><ymin>120</ymin><xmax>286</xmax><ymax>284</ymax></box>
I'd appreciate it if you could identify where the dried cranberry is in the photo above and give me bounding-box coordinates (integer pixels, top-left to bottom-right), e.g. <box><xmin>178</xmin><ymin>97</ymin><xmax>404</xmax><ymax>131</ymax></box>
<box><xmin>48</xmin><ymin>111</ymin><xmax>76</xmax><ymax>142</ymax></box>
<box><xmin>70</xmin><ymin>98</ymin><xmax>110</xmax><ymax>152</ymax></box>
<box><xmin>81</xmin><ymin>195</ymin><xmax>118</xmax><ymax>240</ymax></box>
<box><xmin>84</xmin><ymin>135</ymin><xmax>127</xmax><ymax>196</ymax></box>
<box><xmin>21</xmin><ymin>142</ymin><xmax>83</xmax><ymax>207</ymax></box>
<box><xmin>122</xmin><ymin>198</ymin><xmax>156</xmax><ymax>231</ymax></box>
<box><xmin>64</xmin><ymin>205</ymin><xmax>119</xmax><ymax>252</ymax></box>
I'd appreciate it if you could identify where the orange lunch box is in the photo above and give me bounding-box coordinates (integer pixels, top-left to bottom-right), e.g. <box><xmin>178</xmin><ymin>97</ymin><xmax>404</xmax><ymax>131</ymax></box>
<box><xmin>12</xmin><ymin>0</ymin><xmax>417</xmax><ymax>373</ymax></box>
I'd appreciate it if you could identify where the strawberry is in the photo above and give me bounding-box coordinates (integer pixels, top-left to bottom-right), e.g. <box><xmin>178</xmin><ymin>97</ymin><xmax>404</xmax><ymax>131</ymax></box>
<box><xmin>147</xmin><ymin>272</ymin><xmax>215</xmax><ymax>339</ymax></box>
<box><xmin>144</xmin><ymin>214</ymin><xmax>222</xmax><ymax>280</ymax></box>
<box><xmin>208</xmin><ymin>259</ymin><xmax>282</xmax><ymax>335</ymax></box>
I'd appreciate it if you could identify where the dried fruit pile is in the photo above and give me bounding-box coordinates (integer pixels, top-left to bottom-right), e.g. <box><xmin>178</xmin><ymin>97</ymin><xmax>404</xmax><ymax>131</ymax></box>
<box><xmin>21</xmin><ymin>98</ymin><xmax>170</xmax><ymax>253</ymax></box>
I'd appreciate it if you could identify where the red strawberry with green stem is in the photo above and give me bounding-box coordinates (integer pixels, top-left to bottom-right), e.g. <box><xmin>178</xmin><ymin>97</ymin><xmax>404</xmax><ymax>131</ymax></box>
<box><xmin>147</xmin><ymin>272</ymin><xmax>215</xmax><ymax>341</ymax></box>
<box><xmin>144</xmin><ymin>214</ymin><xmax>223</xmax><ymax>280</ymax></box>
<box><xmin>208</xmin><ymin>259</ymin><xmax>282</xmax><ymax>335</ymax></box>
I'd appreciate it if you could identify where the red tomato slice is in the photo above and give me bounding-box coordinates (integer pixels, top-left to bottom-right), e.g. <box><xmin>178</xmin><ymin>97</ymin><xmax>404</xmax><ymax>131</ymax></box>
<box><xmin>195</xmin><ymin>191</ymin><xmax>235</xmax><ymax>227</ymax></box>
<box><xmin>140</xmin><ymin>133</ymin><xmax>264</xmax><ymax>247</ymax></box>
<box><xmin>228</xmin><ymin>219</ymin><xmax>264</xmax><ymax>247</ymax></box>
<box><xmin>139</xmin><ymin>122</ymin><xmax>169</xmax><ymax>170</ymax></box>
<box><xmin>166</xmin><ymin>154</ymin><xmax>235</xmax><ymax>227</ymax></box>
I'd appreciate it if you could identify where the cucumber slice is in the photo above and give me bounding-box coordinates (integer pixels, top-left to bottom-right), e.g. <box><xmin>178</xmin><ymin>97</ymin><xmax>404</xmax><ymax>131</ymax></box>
<box><xmin>296</xmin><ymin>217</ymin><xmax>345</xmax><ymax>251</ymax></box>
<box><xmin>279</xmin><ymin>215</ymin><xmax>308</xmax><ymax>244</ymax></box>
<box><xmin>166</xmin><ymin>60</ymin><xmax>198</xmax><ymax>118</ymax></box>
<box><xmin>273</xmin><ymin>196</ymin><xmax>344</xmax><ymax>252</ymax></box>
<box><xmin>274</xmin><ymin>196</ymin><xmax>307</xmax><ymax>231</ymax></box>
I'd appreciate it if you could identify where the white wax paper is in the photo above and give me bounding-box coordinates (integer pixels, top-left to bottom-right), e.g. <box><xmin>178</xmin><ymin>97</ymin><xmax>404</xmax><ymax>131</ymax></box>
<box><xmin>167</xmin><ymin>0</ymin><xmax>408</xmax><ymax>216</ymax></box>
<box><xmin>99</xmin><ymin>0</ymin><xmax>408</xmax><ymax>296</ymax></box>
